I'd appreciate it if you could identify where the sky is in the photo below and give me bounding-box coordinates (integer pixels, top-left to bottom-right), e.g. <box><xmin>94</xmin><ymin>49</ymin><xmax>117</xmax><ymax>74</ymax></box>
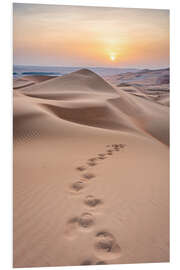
<box><xmin>13</xmin><ymin>3</ymin><xmax>169</xmax><ymax>68</ymax></box>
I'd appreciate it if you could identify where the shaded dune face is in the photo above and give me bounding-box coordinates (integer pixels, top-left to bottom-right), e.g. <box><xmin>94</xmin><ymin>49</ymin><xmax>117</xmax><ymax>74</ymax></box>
<box><xmin>41</xmin><ymin>103</ymin><xmax>136</xmax><ymax>133</ymax></box>
<box><xmin>15</xmin><ymin>68</ymin><xmax>169</xmax><ymax>146</ymax></box>
<box><xmin>108</xmin><ymin>92</ymin><xmax>169</xmax><ymax>145</ymax></box>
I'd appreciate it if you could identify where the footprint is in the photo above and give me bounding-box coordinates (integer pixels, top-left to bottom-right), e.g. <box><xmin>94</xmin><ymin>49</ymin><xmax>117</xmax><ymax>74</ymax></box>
<box><xmin>80</xmin><ymin>259</ymin><xmax>107</xmax><ymax>266</ymax></box>
<box><xmin>107</xmin><ymin>150</ymin><xmax>113</xmax><ymax>155</ymax></box>
<box><xmin>119</xmin><ymin>144</ymin><xmax>126</xmax><ymax>148</ymax></box>
<box><xmin>84</xmin><ymin>195</ymin><xmax>102</xmax><ymax>207</ymax></box>
<box><xmin>98</xmin><ymin>153</ymin><xmax>106</xmax><ymax>157</ymax></box>
<box><xmin>80</xmin><ymin>260</ymin><xmax>93</xmax><ymax>265</ymax></box>
<box><xmin>98</xmin><ymin>156</ymin><xmax>106</xmax><ymax>160</ymax></box>
<box><xmin>112</xmin><ymin>144</ymin><xmax>120</xmax><ymax>150</ymax></box>
<box><xmin>112</xmin><ymin>145</ymin><xmax>120</xmax><ymax>151</ymax></box>
<box><xmin>87</xmin><ymin>161</ymin><xmax>97</xmax><ymax>167</ymax></box>
<box><xmin>82</xmin><ymin>173</ymin><xmax>95</xmax><ymax>180</ymax></box>
<box><xmin>78</xmin><ymin>213</ymin><xmax>94</xmax><ymax>229</ymax></box>
<box><xmin>88</xmin><ymin>158</ymin><xmax>97</xmax><ymax>162</ymax></box>
<box><xmin>76</xmin><ymin>166</ymin><xmax>86</xmax><ymax>171</ymax></box>
<box><xmin>98</xmin><ymin>154</ymin><xmax>107</xmax><ymax>160</ymax></box>
<box><xmin>94</xmin><ymin>231</ymin><xmax>121</xmax><ymax>259</ymax></box>
<box><xmin>113</xmin><ymin>144</ymin><xmax>119</xmax><ymax>148</ymax></box>
<box><xmin>112</xmin><ymin>143</ymin><xmax>126</xmax><ymax>149</ymax></box>
<box><xmin>65</xmin><ymin>213</ymin><xmax>94</xmax><ymax>239</ymax></box>
<box><xmin>70</xmin><ymin>181</ymin><xmax>85</xmax><ymax>193</ymax></box>
<box><xmin>96</xmin><ymin>261</ymin><xmax>107</xmax><ymax>265</ymax></box>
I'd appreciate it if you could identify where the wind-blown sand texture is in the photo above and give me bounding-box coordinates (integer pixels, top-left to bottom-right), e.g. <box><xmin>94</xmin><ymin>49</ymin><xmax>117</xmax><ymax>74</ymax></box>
<box><xmin>13</xmin><ymin>68</ymin><xmax>169</xmax><ymax>267</ymax></box>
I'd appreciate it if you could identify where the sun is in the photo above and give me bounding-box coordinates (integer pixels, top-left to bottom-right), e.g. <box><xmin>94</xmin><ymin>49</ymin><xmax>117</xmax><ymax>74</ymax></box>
<box><xmin>110</xmin><ymin>55</ymin><xmax>116</xmax><ymax>61</ymax></box>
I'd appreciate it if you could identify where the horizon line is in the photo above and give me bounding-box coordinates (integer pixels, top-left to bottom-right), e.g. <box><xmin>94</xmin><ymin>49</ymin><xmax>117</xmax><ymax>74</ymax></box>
<box><xmin>13</xmin><ymin>64</ymin><xmax>169</xmax><ymax>70</ymax></box>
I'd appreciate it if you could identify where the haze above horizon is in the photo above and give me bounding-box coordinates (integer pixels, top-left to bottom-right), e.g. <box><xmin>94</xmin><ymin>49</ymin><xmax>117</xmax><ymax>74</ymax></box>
<box><xmin>13</xmin><ymin>4</ymin><xmax>169</xmax><ymax>69</ymax></box>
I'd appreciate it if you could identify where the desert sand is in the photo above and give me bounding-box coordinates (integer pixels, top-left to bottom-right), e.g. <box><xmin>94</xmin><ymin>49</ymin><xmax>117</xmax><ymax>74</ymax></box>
<box><xmin>13</xmin><ymin>68</ymin><xmax>169</xmax><ymax>267</ymax></box>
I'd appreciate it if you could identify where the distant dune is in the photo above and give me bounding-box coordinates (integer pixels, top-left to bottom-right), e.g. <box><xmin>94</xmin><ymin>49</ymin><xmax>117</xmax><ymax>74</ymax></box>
<box><xmin>13</xmin><ymin>68</ymin><xmax>169</xmax><ymax>267</ymax></box>
<box><xmin>13</xmin><ymin>75</ymin><xmax>56</xmax><ymax>89</ymax></box>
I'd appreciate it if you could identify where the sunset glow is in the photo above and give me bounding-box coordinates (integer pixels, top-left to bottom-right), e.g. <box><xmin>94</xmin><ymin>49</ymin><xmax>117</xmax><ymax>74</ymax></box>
<box><xmin>13</xmin><ymin>4</ymin><xmax>169</xmax><ymax>68</ymax></box>
<box><xmin>110</xmin><ymin>54</ymin><xmax>116</xmax><ymax>61</ymax></box>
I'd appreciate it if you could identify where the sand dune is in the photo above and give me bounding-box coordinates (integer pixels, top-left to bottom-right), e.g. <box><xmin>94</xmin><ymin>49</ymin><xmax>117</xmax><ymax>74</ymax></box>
<box><xmin>15</xmin><ymin>69</ymin><xmax>169</xmax><ymax>145</ymax></box>
<box><xmin>13</xmin><ymin>78</ymin><xmax>35</xmax><ymax>89</ymax></box>
<box><xmin>21</xmin><ymin>75</ymin><xmax>57</xmax><ymax>83</ymax></box>
<box><xmin>13</xmin><ymin>75</ymin><xmax>56</xmax><ymax>89</ymax></box>
<box><xmin>13</xmin><ymin>69</ymin><xmax>169</xmax><ymax>267</ymax></box>
<box><xmin>104</xmin><ymin>68</ymin><xmax>169</xmax><ymax>106</ymax></box>
<box><xmin>21</xmin><ymin>69</ymin><xmax>117</xmax><ymax>96</ymax></box>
